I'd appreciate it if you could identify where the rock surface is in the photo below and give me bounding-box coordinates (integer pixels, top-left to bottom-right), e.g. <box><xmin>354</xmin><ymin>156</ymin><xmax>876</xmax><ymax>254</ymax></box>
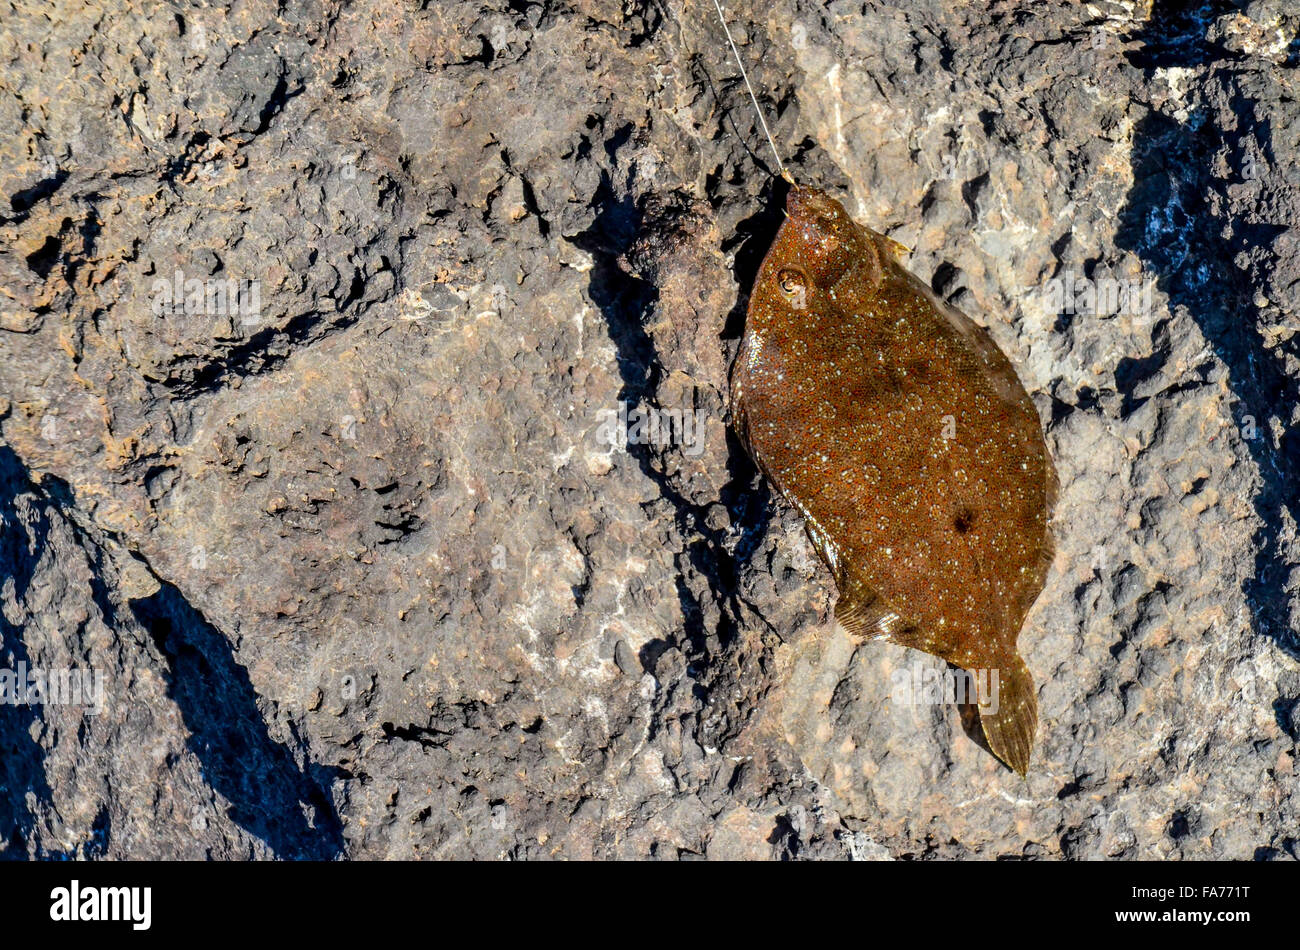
<box><xmin>0</xmin><ymin>0</ymin><xmax>1296</xmax><ymax>859</ymax></box>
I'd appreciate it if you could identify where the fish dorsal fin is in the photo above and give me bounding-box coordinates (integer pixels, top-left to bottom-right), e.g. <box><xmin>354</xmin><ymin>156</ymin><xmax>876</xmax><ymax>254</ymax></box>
<box><xmin>881</xmin><ymin>257</ymin><xmax>1028</xmax><ymax>405</ymax></box>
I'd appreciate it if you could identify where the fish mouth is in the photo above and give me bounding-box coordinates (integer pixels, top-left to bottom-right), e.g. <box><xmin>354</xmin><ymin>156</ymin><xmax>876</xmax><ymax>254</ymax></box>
<box><xmin>785</xmin><ymin>186</ymin><xmax>842</xmax><ymax>225</ymax></box>
<box><xmin>785</xmin><ymin>185</ymin><xmax>814</xmax><ymax>220</ymax></box>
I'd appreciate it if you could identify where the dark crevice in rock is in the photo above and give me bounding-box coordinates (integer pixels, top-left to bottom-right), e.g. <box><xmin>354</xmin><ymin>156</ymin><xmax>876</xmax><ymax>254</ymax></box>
<box><xmin>24</xmin><ymin>234</ymin><xmax>62</xmax><ymax>279</ymax></box>
<box><xmin>1126</xmin><ymin>0</ymin><xmax>1243</xmax><ymax>69</ymax></box>
<box><xmin>381</xmin><ymin>721</ymin><xmax>455</xmax><ymax>748</ymax></box>
<box><xmin>8</xmin><ymin>168</ymin><xmax>69</xmax><ymax>219</ymax></box>
<box><xmin>380</xmin><ymin>699</ymin><xmax>501</xmax><ymax>751</ymax></box>
<box><xmin>252</xmin><ymin>74</ymin><xmax>295</xmax><ymax>137</ymax></box>
<box><xmin>719</xmin><ymin>174</ymin><xmax>789</xmax><ymax>342</ymax></box>
<box><xmin>158</xmin><ymin>299</ymin><xmax>371</xmax><ymax>401</ymax></box>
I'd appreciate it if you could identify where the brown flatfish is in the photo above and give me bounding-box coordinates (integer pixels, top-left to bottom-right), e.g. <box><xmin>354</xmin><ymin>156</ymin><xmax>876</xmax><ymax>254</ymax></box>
<box><xmin>730</xmin><ymin>184</ymin><xmax>1056</xmax><ymax>775</ymax></box>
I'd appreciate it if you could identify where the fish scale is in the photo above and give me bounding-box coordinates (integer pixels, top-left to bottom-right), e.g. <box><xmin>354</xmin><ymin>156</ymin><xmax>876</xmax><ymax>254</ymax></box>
<box><xmin>731</xmin><ymin>184</ymin><xmax>1057</xmax><ymax>775</ymax></box>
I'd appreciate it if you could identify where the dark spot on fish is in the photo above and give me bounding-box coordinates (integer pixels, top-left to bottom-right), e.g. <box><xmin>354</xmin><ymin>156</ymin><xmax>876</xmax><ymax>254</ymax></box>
<box><xmin>953</xmin><ymin>506</ymin><xmax>975</xmax><ymax>534</ymax></box>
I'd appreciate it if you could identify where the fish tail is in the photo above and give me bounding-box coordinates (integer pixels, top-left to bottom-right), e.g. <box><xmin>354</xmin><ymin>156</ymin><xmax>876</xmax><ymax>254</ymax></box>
<box><xmin>979</xmin><ymin>653</ymin><xmax>1038</xmax><ymax>776</ymax></box>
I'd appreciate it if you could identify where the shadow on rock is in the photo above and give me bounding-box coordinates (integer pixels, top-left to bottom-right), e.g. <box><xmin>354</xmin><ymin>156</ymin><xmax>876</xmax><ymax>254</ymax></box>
<box><xmin>1118</xmin><ymin>0</ymin><xmax>1298</xmax><ymax>658</ymax></box>
<box><xmin>129</xmin><ymin>581</ymin><xmax>345</xmax><ymax>859</ymax></box>
<box><xmin>0</xmin><ymin>446</ymin><xmax>56</xmax><ymax>857</ymax></box>
<box><xmin>568</xmin><ymin>172</ymin><xmax>785</xmax><ymax>740</ymax></box>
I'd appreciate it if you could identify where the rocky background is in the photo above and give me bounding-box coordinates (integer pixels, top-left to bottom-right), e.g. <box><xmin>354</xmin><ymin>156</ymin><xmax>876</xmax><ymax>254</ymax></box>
<box><xmin>0</xmin><ymin>0</ymin><xmax>1296</xmax><ymax>859</ymax></box>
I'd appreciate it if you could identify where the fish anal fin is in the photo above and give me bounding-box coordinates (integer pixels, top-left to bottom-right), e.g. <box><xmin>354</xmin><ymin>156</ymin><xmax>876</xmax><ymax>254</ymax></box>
<box><xmin>978</xmin><ymin>653</ymin><xmax>1038</xmax><ymax>776</ymax></box>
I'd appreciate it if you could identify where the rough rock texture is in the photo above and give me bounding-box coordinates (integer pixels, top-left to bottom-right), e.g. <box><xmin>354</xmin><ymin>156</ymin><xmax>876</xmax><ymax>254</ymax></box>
<box><xmin>0</xmin><ymin>0</ymin><xmax>1296</xmax><ymax>859</ymax></box>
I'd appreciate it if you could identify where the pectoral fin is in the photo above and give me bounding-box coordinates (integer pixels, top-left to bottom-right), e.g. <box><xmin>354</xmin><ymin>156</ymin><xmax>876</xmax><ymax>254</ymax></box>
<box><xmin>881</xmin><ymin>236</ymin><xmax>912</xmax><ymax>259</ymax></box>
<box><xmin>833</xmin><ymin>567</ymin><xmax>907</xmax><ymax>642</ymax></box>
<box><xmin>802</xmin><ymin>518</ymin><xmax>911</xmax><ymax>643</ymax></box>
<box><xmin>831</xmin><ymin>563</ymin><xmax>962</xmax><ymax>659</ymax></box>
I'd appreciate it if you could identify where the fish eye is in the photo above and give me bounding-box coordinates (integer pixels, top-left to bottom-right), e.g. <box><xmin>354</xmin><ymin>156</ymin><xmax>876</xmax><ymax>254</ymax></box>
<box><xmin>777</xmin><ymin>267</ymin><xmax>808</xmax><ymax>303</ymax></box>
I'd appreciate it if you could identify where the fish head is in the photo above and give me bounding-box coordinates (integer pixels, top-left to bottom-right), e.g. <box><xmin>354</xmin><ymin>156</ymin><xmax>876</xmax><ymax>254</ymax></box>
<box><xmin>754</xmin><ymin>186</ymin><xmax>881</xmax><ymax>319</ymax></box>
